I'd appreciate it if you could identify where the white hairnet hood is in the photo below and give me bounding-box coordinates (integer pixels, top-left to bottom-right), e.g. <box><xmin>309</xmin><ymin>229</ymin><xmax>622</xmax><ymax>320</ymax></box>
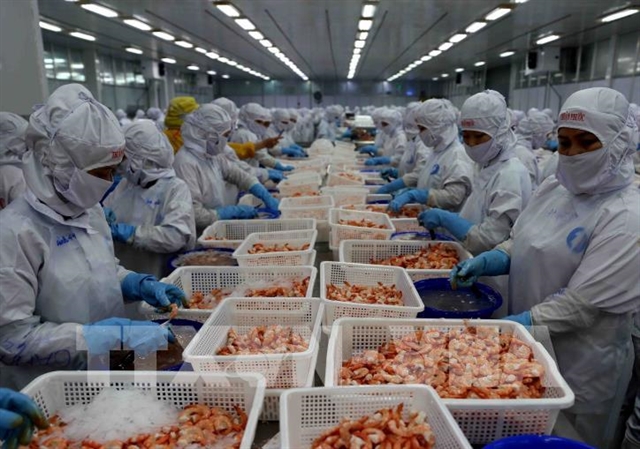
<box><xmin>403</xmin><ymin>103</ymin><xmax>421</xmax><ymax>138</ymax></box>
<box><xmin>0</xmin><ymin>112</ymin><xmax>28</xmax><ymax>164</ymax></box>
<box><xmin>517</xmin><ymin>111</ymin><xmax>555</xmax><ymax>148</ymax></box>
<box><xmin>238</xmin><ymin>103</ymin><xmax>271</xmax><ymax>137</ymax></box>
<box><xmin>146</xmin><ymin>107</ymin><xmax>163</xmax><ymax>120</ymax></box>
<box><xmin>181</xmin><ymin>104</ymin><xmax>232</xmax><ymax>156</ymax></box>
<box><xmin>378</xmin><ymin>108</ymin><xmax>403</xmax><ymax>136</ymax></box>
<box><xmin>414</xmin><ymin>99</ymin><xmax>458</xmax><ymax>150</ymax></box>
<box><xmin>325</xmin><ymin>105</ymin><xmax>344</xmax><ymax>122</ymax></box>
<box><xmin>212</xmin><ymin>97</ymin><xmax>238</xmax><ymax>123</ymax></box>
<box><xmin>124</xmin><ymin>120</ymin><xmax>175</xmax><ymax>186</ymax></box>
<box><xmin>273</xmin><ymin>108</ymin><xmax>294</xmax><ymax>132</ymax></box>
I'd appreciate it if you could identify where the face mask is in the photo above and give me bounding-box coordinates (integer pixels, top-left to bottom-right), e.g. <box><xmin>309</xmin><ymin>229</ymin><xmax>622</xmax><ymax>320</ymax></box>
<box><xmin>420</xmin><ymin>129</ymin><xmax>440</xmax><ymax>148</ymax></box>
<box><xmin>463</xmin><ymin>139</ymin><xmax>498</xmax><ymax>164</ymax></box>
<box><xmin>556</xmin><ymin>148</ymin><xmax>610</xmax><ymax>195</ymax></box>
<box><xmin>125</xmin><ymin>163</ymin><xmax>143</xmax><ymax>186</ymax></box>
<box><xmin>56</xmin><ymin>168</ymin><xmax>113</xmax><ymax>209</ymax></box>
<box><xmin>206</xmin><ymin>134</ymin><xmax>228</xmax><ymax>156</ymax></box>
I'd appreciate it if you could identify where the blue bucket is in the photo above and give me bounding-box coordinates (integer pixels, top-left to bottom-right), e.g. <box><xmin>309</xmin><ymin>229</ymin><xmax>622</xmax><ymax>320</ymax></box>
<box><xmin>152</xmin><ymin>319</ymin><xmax>202</xmax><ymax>372</ymax></box>
<box><xmin>414</xmin><ymin>278</ymin><xmax>502</xmax><ymax>319</ymax></box>
<box><xmin>391</xmin><ymin>231</ymin><xmax>454</xmax><ymax>242</ymax></box>
<box><xmin>167</xmin><ymin>248</ymin><xmax>236</xmax><ymax>274</ymax></box>
<box><xmin>483</xmin><ymin>435</ymin><xmax>595</xmax><ymax>449</ymax></box>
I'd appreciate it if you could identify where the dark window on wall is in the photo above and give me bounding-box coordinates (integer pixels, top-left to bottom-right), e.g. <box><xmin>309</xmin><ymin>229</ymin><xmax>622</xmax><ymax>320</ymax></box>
<box><xmin>615</xmin><ymin>31</ymin><xmax>639</xmax><ymax>77</ymax></box>
<box><xmin>53</xmin><ymin>45</ymin><xmax>70</xmax><ymax>81</ymax></box>
<box><xmin>578</xmin><ymin>43</ymin><xmax>594</xmax><ymax>81</ymax></box>
<box><xmin>593</xmin><ymin>38</ymin><xmax>611</xmax><ymax>80</ymax></box>
<box><xmin>69</xmin><ymin>49</ymin><xmax>85</xmax><ymax>82</ymax></box>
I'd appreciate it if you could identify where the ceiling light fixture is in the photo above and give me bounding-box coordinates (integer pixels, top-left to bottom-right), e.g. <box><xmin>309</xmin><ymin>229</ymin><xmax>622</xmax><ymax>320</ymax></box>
<box><xmin>432</xmin><ymin>77</ymin><xmax>439</xmax><ymax>81</ymax></box>
<box><xmin>39</xmin><ymin>21</ymin><xmax>62</xmax><ymax>32</ymax></box>
<box><xmin>218</xmin><ymin>56</ymin><xmax>230</xmax><ymax>63</ymax></box>
<box><xmin>222</xmin><ymin>74</ymin><xmax>230</xmax><ymax>79</ymax></box>
<box><xmin>536</xmin><ymin>34</ymin><xmax>560</xmax><ymax>45</ymax></box>
<box><xmin>466</xmin><ymin>21</ymin><xmax>487</xmax><ymax>33</ymax></box>
<box><xmin>354</xmin><ymin>40</ymin><xmax>366</xmax><ymax>48</ymax></box>
<box><xmin>441</xmin><ymin>73</ymin><xmax>449</xmax><ymax>78</ymax></box>
<box><xmin>420</xmin><ymin>55</ymin><xmax>432</xmax><ymax>61</ymax></box>
<box><xmin>235</xmin><ymin>18</ymin><xmax>255</xmax><ymax>30</ymax></box>
<box><xmin>125</xmin><ymin>47</ymin><xmax>143</xmax><ymax>55</ymax></box>
<box><xmin>438</xmin><ymin>42</ymin><xmax>454</xmax><ymax>51</ymax></box>
<box><xmin>123</xmin><ymin>18</ymin><xmax>152</xmax><ymax>31</ymax></box>
<box><xmin>161</xmin><ymin>57</ymin><xmax>176</xmax><ymax>64</ymax></box>
<box><xmin>358</xmin><ymin>31</ymin><xmax>369</xmax><ymax>40</ymax></box>
<box><xmin>260</xmin><ymin>39</ymin><xmax>272</xmax><ymax>47</ymax></box>
<box><xmin>207</xmin><ymin>70</ymin><xmax>217</xmax><ymax>75</ymax></box>
<box><xmin>69</xmin><ymin>31</ymin><xmax>96</xmax><ymax>41</ymax></box>
<box><xmin>215</xmin><ymin>2</ymin><xmax>240</xmax><ymax>17</ymax></box>
<box><xmin>248</xmin><ymin>30</ymin><xmax>264</xmax><ymax>40</ymax></box>
<box><xmin>429</xmin><ymin>49</ymin><xmax>442</xmax><ymax>57</ymax></box>
<box><xmin>449</xmin><ymin>33</ymin><xmax>467</xmax><ymax>43</ymax></box>
<box><xmin>600</xmin><ymin>6</ymin><xmax>639</xmax><ymax>22</ymax></box>
<box><xmin>187</xmin><ymin>65</ymin><xmax>199</xmax><ymax>70</ymax></box>
<box><xmin>455</xmin><ymin>67</ymin><xmax>464</xmax><ymax>72</ymax></box>
<box><xmin>175</xmin><ymin>40</ymin><xmax>193</xmax><ymax>48</ymax></box>
<box><xmin>195</xmin><ymin>47</ymin><xmax>207</xmax><ymax>54</ymax></box>
<box><xmin>362</xmin><ymin>3</ymin><xmax>377</xmax><ymax>18</ymax></box>
<box><xmin>499</xmin><ymin>50</ymin><xmax>515</xmax><ymax>57</ymax></box>
<box><xmin>485</xmin><ymin>5</ymin><xmax>513</xmax><ymax>21</ymax></box>
<box><xmin>474</xmin><ymin>61</ymin><xmax>486</xmax><ymax>66</ymax></box>
<box><xmin>153</xmin><ymin>30</ymin><xmax>175</xmax><ymax>41</ymax></box>
<box><xmin>358</xmin><ymin>19</ymin><xmax>373</xmax><ymax>30</ymax></box>
<box><xmin>268</xmin><ymin>47</ymin><xmax>280</xmax><ymax>54</ymax></box>
<box><xmin>227</xmin><ymin>60</ymin><xmax>238</xmax><ymax>66</ymax></box>
<box><xmin>80</xmin><ymin>3</ymin><xmax>118</xmax><ymax>18</ymax></box>
<box><xmin>206</xmin><ymin>51</ymin><xmax>219</xmax><ymax>59</ymax></box>
<box><xmin>354</xmin><ymin>48</ymin><xmax>362</xmax><ymax>54</ymax></box>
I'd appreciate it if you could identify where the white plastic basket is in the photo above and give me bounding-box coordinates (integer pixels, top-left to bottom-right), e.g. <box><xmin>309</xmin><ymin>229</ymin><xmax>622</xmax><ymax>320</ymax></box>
<box><xmin>320</xmin><ymin>262</ymin><xmax>424</xmax><ymax>326</ymax></box>
<box><xmin>197</xmin><ymin>218</ymin><xmax>316</xmax><ymax>250</ymax></box>
<box><xmin>325</xmin><ymin>318</ymin><xmax>575</xmax><ymax>445</ymax></box>
<box><xmin>21</xmin><ymin>371</ymin><xmax>266</xmax><ymax>449</ymax></box>
<box><xmin>279</xmin><ymin>195</ymin><xmax>335</xmax><ymax>221</ymax></box>
<box><xmin>329</xmin><ymin>209</ymin><xmax>395</xmax><ymax>249</ymax></box>
<box><xmin>232</xmin><ymin>229</ymin><xmax>318</xmax><ymax>267</ymax></box>
<box><xmin>138</xmin><ymin>266</ymin><xmax>318</xmax><ymax>322</ymax></box>
<box><xmin>183</xmin><ymin>297</ymin><xmax>323</xmax><ymax>389</ymax></box>
<box><xmin>326</xmin><ymin>170</ymin><xmax>365</xmax><ymax>187</ymax></box>
<box><xmin>278</xmin><ymin>173</ymin><xmax>322</xmax><ymax>197</ymax></box>
<box><xmin>341</xmin><ymin>203</ymin><xmax>426</xmax><ymax>233</ymax></box>
<box><xmin>280</xmin><ymin>385</ymin><xmax>472</xmax><ymax>449</ymax></box>
<box><xmin>366</xmin><ymin>193</ymin><xmax>393</xmax><ymax>203</ymax></box>
<box><xmin>288</xmin><ymin>156</ymin><xmax>331</xmax><ymax>173</ymax></box>
<box><xmin>339</xmin><ymin>239</ymin><xmax>472</xmax><ymax>282</ymax></box>
<box><xmin>320</xmin><ymin>187</ymin><xmax>368</xmax><ymax>207</ymax></box>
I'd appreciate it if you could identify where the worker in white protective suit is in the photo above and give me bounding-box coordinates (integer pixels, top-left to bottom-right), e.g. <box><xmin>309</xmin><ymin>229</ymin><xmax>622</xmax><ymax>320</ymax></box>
<box><xmin>512</xmin><ymin>111</ymin><xmax>553</xmax><ymax>189</ymax></box>
<box><xmin>174</xmin><ymin>104</ymin><xmax>280</xmax><ymax>232</ymax></box>
<box><xmin>0</xmin><ymin>84</ymin><xmax>183</xmax><ymax>390</ymax></box>
<box><xmin>267</xmin><ymin>108</ymin><xmax>307</xmax><ymax>158</ymax></box>
<box><xmin>358</xmin><ymin>107</ymin><xmax>388</xmax><ymax>156</ymax></box>
<box><xmin>103</xmin><ymin>120</ymin><xmax>195</xmax><ymax>277</ymax></box>
<box><xmin>134</xmin><ymin>109</ymin><xmax>146</xmax><ymax>121</ymax></box>
<box><xmin>450</xmin><ymin>87</ymin><xmax>640</xmax><ymax>449</ymax></box>
<box><xmin>115</xmin><ymin>108</ymin><xmax>131</xmax><ymax>127</ymax></box>
<box><xmin>0</xmin><ymin>112</ymin><xmax>28</xmax><ymax>209</ymax></box>
<box><xmin>361</xmin><ymin>109</ymin><xmax>407</xmax><ymax>166</ymax></box>
<box><xmin>381</xmin><ymin>99</ymin><xmax>473</xmax><ymax>212</ymax></box>
<box><xmin>316</xmin><ymin>105</ymin><xmax>344</xmax><ymax>141</ymax></box>
<box><xmin>419</xmin><ymin>90</ymin><xmax>532</xmax><ymax>255</ymax></box>
<box><xmin>146</xmin><ymin>107</ymin><xmax>165</xmax><ymax>131</ymax></box>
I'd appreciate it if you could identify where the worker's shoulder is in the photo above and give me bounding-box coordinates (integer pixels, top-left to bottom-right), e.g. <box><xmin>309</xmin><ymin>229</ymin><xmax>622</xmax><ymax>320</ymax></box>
<box><xmin>0</xmin><ymin>196</ymin><xmax>41</xmax><ymax>237</ymax></box>
<box><xmin>596</xmin><ymin>185</ymin><xmax>640</xmax><ymax>233</ymax></box>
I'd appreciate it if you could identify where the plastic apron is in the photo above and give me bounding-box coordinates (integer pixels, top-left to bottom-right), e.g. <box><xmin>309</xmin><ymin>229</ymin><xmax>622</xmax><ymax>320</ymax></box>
<box><xmin>417</xmin><ymin>140</ymin><xmax>467</xmax><ymax>192</ymax></box>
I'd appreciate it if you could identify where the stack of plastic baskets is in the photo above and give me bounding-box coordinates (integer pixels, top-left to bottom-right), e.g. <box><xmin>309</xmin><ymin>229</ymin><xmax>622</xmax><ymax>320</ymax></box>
<box><xmin>232</xmin><ymin>229</ymin><xmax>318</xmax><ymax>267</ymax></box>
<box><xmin>320</xmin><ymin>187</ymin><xmax>368</xmax><ymax>207</ymax></box>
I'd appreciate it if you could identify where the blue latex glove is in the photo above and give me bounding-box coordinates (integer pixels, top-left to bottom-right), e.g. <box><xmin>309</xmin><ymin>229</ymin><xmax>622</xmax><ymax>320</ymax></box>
<box><xmin>389</xmin><ymin>189</ymin><xmax>429</xmax><ymax>213</ymax></box>
<box><xmin>418</xmin><ymin>209</ymin><xmax>473</xmax><ymax>241</ymax></box>
<box><xmin>377</xmin><ymin>178</ymin><xmax>406</xmax><ymax>195</ymax></box>
<box><xmin>121</xmin><ymin>273</ymin><xmax>187</xmax><ymax>308</ymax></box>
<box><xmin>380</xmin><ymin>168</ymin><xmax>399</xmax><ymax>180</ymax></box>
<box><xmin>267</xmin><ymin>169</ymin><xmax>286</xmax><ymax>183</ymax></box>
<box><xmin>341</xmin><ymin>129</ymin><xmax>352</xmax><ymax>139</ymax></box>
<box><xmin>82</xmin><ymin>317</ymin><xmax>129</xmax><ymax>355</ymax></box>
<box><xmin>365</xmin><ymin>156</ymin><xmax>391</xmax><ymax>166</ymax></box>
<box><xmin>545</xmin><ymin>139</ymin><xmax>558</xmax><ymax>151</ymax></box>
<box><xmin>83</xmin><ymin>318</ymin><xmax>175</xmax><ymax>356</ymax></box>
<box><xmin>103</xmin><ymin>207</ymin><xmax>116</xmax><ymax>225</ymax></box>
<box><xmin>282</xmin><ymin>146</ymin><xmax>307</xmax><ymax>158</ymax></box>
<box><xmin>123</xmin><ymin>321</ymin><xmax>176</xmax><ymax>356</ymax></box>
<box><xmin>110</xmin><ymin>223</ymin><xmax>136</xmax><ymax>243</ymax></box>
<box><xmin>503</xmin><ymin>311</ymin><xmax>532</xmax><ymax>327</ymax></box>
<box><xmin>290</xmin><ymin>143</ymin><xmax>306</xmax><ymax>153</ymax></box>
<box><xmin>359</xmin><ymin>145</ymin><xmax>378</xmax><ymax>156</ymax></box>
<box><xmin>274</xmin><ymin>162</ymin><xmax>294</xmax><ymax>171</ymax></box>
<box><xmin>449</xmin><ymin>249</ymin><xmax>511</xmax><ymax>288</ymax></box>
<box><xmin>250</xmin><ymin>183</ymin><xmax>280</xmax><ymax>211</ymax></box>
<box><xmin>217</xmin><ymin>205</ymin><xmax>258</xmax><ymax>220</ymax></box>
<box><xmin>0</xmin><ymin>388</ymin><xmax>47</xmax><ymax>449</ymax></box>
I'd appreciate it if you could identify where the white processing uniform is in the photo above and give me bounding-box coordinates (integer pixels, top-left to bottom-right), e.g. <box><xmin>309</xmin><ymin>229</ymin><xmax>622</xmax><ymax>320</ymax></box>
<box><xmin>0</xmin><ymin>112</ymin><xmax>28</xmax><ymax>209</ymax></box>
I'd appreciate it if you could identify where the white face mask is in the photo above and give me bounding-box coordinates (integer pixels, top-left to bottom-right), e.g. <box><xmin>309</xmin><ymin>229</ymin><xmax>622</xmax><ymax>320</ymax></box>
<box><xmin>463</xmin><ymin>139</ymin><xmax>499</xmax><ymax>164</ymax></box>
<box><xmin>556</xmin><ymin>148</ymin><xmax>610</xmax><ymax>195</ymax></box>
<box><xmin>206</xmin><ymin>134</ymin><xmax>228</xmax><ymax>156</ymax></box>
<box><xmin>420</xmin><ymin>129</ymin><xmax>440</xmax><ymax>148</ymax></box>
<box><xmin>56</xmin><ymin>168</ymin><xmax>113</xmax><ymax>209</ymax></box>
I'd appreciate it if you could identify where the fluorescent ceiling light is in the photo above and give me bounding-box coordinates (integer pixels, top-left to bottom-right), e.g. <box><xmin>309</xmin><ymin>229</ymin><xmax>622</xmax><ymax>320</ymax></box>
<box><xmin>80</xmin><ymin>3</ymin><xmax>118</xmax><ymax>18</ymax></box>
<box><xmin>429</xmin><ymin>50</ymin><xmax>441</xmax><ymax>57</ymax></box>
<box><xmin>354</xmin><ymin>40</ymin><xmax>365</xmax><ymax>48</ymax></box>
<box><xmin>153</xmin><ymin>30</ymin><xmax>175</xmax><ymax>41</ymax></box>
<box><xmin>125</xmin><ymin>47</ymin><xmax>143</xmax><ymax>55</ymax></box>
<box><xmin>206</xmin><ymin>52</ymin><xmax>219</xmax><ymax>59</ymax></box>
<box><xmin>187</xmin><ymin>65</ymin><xmax>199</xmax><ymax>70</ymax></box>
<box><xmin>499</xmin><ymin>50</ymin><xmax>515</xmax><ymax>57</ymax></box>
<box><xmin>195</xmin><ymin>47</ymin><xmax>207</xmax><ymax>54</ymax></box>
<box><xmin>235</xmin><ymin>18</ymin><xmax>255</xmax><ymax>30</ymax></box>
<box><xmin>474</xmin><ymin>61</ymin><xmax>486</xmax><ymax>66</ymax></box>
<box><xmin>455</xmin><ymin>67</ymin><xmax>464</xmax><ymax>72</ymax></box>
<box><xmin>466</xmin><ymin>21</ymin><xmax>487</xmax><ymax>33</ymax></box>
<box><xmin>248</xmin><ymin>31</ymin><xmax>264</xmax><ymax>40</ymax></box>
<box><xmin>514</xmin><ymin>0</ymin><xmax>529</xmax><ymax>2</ymax></box>
<box><xmin>354</xmin><ymin>48</ymin><xmax>362</xmax><ymax>54</ymax></box>
<box><xmin>207</xmin><ymin>70</ymin><xmax>217</xmax><ymax>75</ymax></box>
<box><xmin>358</xmin><ymin>19</ymin><xmax>373</xmax><ymax>31</ymax></box>
<box><xmin>175</xmin><ymin>40</ymin><xmax>193</xmax><ymax>48</ymax></box>
<box><xmin>358</xmin><ymin>31</ymin><xmax>369</xmax><ymax>40</ymax></box>
<box><xmin>123</xmin><ymin>18</ymin><xmax>152</xmax><ymax>31</ymax></box>
<box><xmin>362</xmin><ymin>3</ymin><xmax>377</xmax><ymax>18</ymax></box>
<box><xmin>161</xmin><ymin>57</ymin><xmax>176</xmax><ymax>64</ymax></box>
<box><xmin>485</xmin><ymin>6</ymin><xmax>512</xmax><ymax>21</ymax></box>
<box><xmin>219</xmin><ymin>57</ymin><xmax>230</xmax><ymax>64</ymax></box>
<box><xmin>439</xmin><ymin>42</ymin><xmax>454</xmax><ymax>51</ymax></box>
<box><xmin>536</xmin><ymin>34</ymin><xmax>560</xmax><ymax>45</ymax></box>
<box><xmin>268</xmin><ymin>47</ymin><xmax>280</xmax><ymax>54</ymax></box>
<box><xmin>260</xmin><ymin>39</ymin><xmax>272</xmax><ymax>47</ymax></box>
<box><xmin>222</xmin><ymin>74</ymin><xmax>230</xmax><ymax>79</ymax></box>
<box><xmin>600</xmin><ymin>7</ymin><xmax>639</xmax><ymax>22</ymax></box>
<box><xmin>420</xmin><ymin>55</ymin><xmax>432</xmax><ymax>61</ymax></box>
<box><xmin>39</xmin><ymin>21</ymin><xmax>62</xmax><ymax>32</ymax></box>
<box><xmin>413</xmin><ymin>59</ymin><xmax>422</xmax><ymax>65</ymax></box>
<box><xmin>227</xmin><ymin>60</ymin><xmax>238</xmax><ymax>66</ymax></box>
<box><xmin>216</xmin><ymin>3</ymin><xmax>240</xmax><ymax>17</ymax></box>
<box><xmin>45</xmin><ymin>64</ymin><xmax>54</xmax><ymax>69</ymax></box>
<box><xmin>432</xmin><ymin>77</ymin><xmax>439</xmax><ymax>81</ymax></box>
<box><xmin>71</xmin><ymin>63</ymin><xmax>84</xmax><ymax>69</ymax></box>
<box><xmin>449</xmin><ymin>33</ymin><xmax>467</xmax><ymax>43</ymax></box>
<box><xmin>69</xmin><ymin>31</ymin><xmax>95</xmax><ymax>41</ymax></box>
<box><xmin>441</xmin><ymin>73</ymin><xmax>449</xmax><ymax>78</ymax></box>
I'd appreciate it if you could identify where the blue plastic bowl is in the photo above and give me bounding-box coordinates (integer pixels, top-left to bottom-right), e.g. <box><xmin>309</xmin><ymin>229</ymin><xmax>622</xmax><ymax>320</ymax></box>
<box><xmin>167</xmin><ymin>248</ymin><xmax>236</xmax><ymax>273</ymax></box>
<box><xmin>391</xmin><ymin>231</ymin><xmax>454</xmax><ymax>242</ymax></box>
<box><xmin>414</xmin><ymin>278</ymin><xmax>502</xmax><ymax>319</ymax></box>
<box><xmin>483</xmin><ymin>435</ymin><xmax>595</xmax><ymax>449</ymax></box>
<box><xmin>152</xmin><ymin>319</ymin><xmax>202</xmax><ymax>372</ymax></box>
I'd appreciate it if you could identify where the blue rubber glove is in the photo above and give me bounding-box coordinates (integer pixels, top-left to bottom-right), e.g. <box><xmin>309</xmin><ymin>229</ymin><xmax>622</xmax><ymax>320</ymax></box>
<box><xmin>103</xmin><ymin>207</ymin><xmax>116</xmax><ymax>226</ymax></box>
<box><xmin>216</xmin><ymin>205</ymin><xmax>258</xmax><ymax>220</ymax></box>
<box><xmin>503</xmin><ymin>311</ymin><xmax>532</xmax><ymax>327</ymax></box>
<box><xmin>341</xmin><ymin>129</ymin><xmax>352</xmax><ymax>139</ymax></box>
<box><xmin>109</xmin><ymin>223</ymin><xmax>136</xmax><ymax>243</ymax></box>
<box><xmin>418</xmin><ymin>209</ymin><xmax>473</xmax><ymax>241</ymax></box>
<box><xmin>545</xmin><ymin>139</ymin><xmax>558</xmax><ymax>151</ymax></box>
<box><xmin>83</xmin><ymin>318</ymin><xmax>175</xmax><ymax>356</ymax></box>
<box><xmin>82</xmin><ymin>317</ymin><xmax>129</xmax><ymax>355</ymax></box>
<box><xmin>359</xmin><ymin>145</ymin><xmax>378</xmax><ymax>156</ymax></box>
<box><xmin>380</xmin><ymin>168</ymin><xmax>399</xmax><ymax>180</ymax></box>
<box><xmin>275</xmin><ymin>162</ymin><xmax>294</xmax><ymax>171</ymax></box>
<box><xmin>389</xmin><ymin>189</ymin><xmax>429</xmax><ymax>213</ymax></box>
<box><xmin>449</xmin><ymin>249</ymin><xmax>510</xmax><ymax>288</ymax></box>
<box><xmin>377</xmin><ymin>178</ymin><xmax>406</xmax><ymax>195</ymax></box>
<box><xmin>123</xmin><ymin>321</ymin><xmax>176</xmax><ymax>356</ymax></box>
<box><xmin>282</xmin><ymin>147</ymin><xmax>307</xmax><ymax>158</ymax></box>
<box><xmin>365</xmin><ymin>156</ymin><xmax>391</xmax><ymax>166</ymax></box>
<box><xmin>0</xmin><ymin>388</ymin><xmax>47</xmax><ymax>449</ymax></box>
<box><xmin>290</xmin><ymin>144</ymin><xmax>307</xmax><ymax>154</ymax></box>
<box><xmin>267</xmin><ymin>169</ymin><xmax>286</xmax><ymax>183</ymax></box>
<box><xmin>250</xmin><ymin>183</ymin><xmax>280</xmax><ymax>211</ymax></box>
<box><xmin>121</xmin><ymin>273</ymin><xmax>187</xmax><ymax>308</ymax></box>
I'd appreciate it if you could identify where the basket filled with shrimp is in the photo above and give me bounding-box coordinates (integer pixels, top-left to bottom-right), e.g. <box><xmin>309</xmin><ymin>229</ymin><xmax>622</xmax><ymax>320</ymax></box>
<box><xmin>325</xmin><ymin>318</ymin><xmax>575</xmax><ymax>445</ymax></box>
<box><xmin>232</xmin><ymin>229</ymin><xmax>317</xmax><ymax>267</ymax></box>
<box><xmin>138</xmin><ymin>265</ymin><xmax>317</xmax><ymax>323</ymax></box>
<box><xmin>279</xmin><ymin>195</ymin><xmax>335</xmax><ymax>221</ymax></box>
<box><xmin>339</xmin><ymin>239</ymin><xmax>472</xmax><ymax>282</ymax></box>
<box><xmin>329</xmin><ymin>209</ymin><xmax>395</xmax><ymax>249</ymax></box>
<box><xmin>198</xmin><ymin>218</ymin><xmax>316</xmax><ymax>250</ymax></box>
<box><xmin>320</xmin><ymin>262</ymin><xmax>424</xmax><ymax>326</ymax></box>
<box><xmin>280</xmin><ymin>385</ymin><xmax>471</xmax><ymax>449</ymax></box>
<box><xmin>287</xmin><ymin>156</ymin><xmax>331</xmax><ymax>173</ymax></box>
<box><xmin>20</xmin><ymin>371</ymin><xmax>266</xmax><ymax>449</ymax></box>
<box><xmin>341</xmin><ymin>203</ymin><xmax>426</xmax><ymax>233</ymax></box>
<box><xmin>320</xmin><ymin>187</ymin><xmax>369</xmax><ymax>208</ymax></box>
<box><xmin>183</xmin><ymin>297</ymin><xmax>323</xmax><ymax>390</ymax></box>
<box><xmin>277</xmin><ymin>173</ymin><xmax>322</xmax><ymax>198</ymax></box>
<box><xmin>326</xmin><ymin>169</ymin><xmax>366</xmax><ymax>187</ymax></box>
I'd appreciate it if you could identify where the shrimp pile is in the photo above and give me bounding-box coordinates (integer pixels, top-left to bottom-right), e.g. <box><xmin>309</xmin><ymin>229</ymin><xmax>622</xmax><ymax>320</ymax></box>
<box><xmin>325</xmin><ymin>281</ymin><xmax>404</xmax><ymax>306</ymax></box>
<box><xmin>336</xmin><ymin>172</ymin><xmax>363</xmax><ymax>182</ymax></box>
<box><xmin>371</xmin><ymin>244</ymin><xmax>459</xmax><ymax>270</ymax></box>
<box><xmin>244</xmin><ymin>277</ymin><xmax>310</xmax><ymax>297</ymax></box>
<box><xmin>338</xmin><ymin>218</ymin><xmax>388</xmax><ymax>229</ymax></box>
<box><xmin>365</xmin><ymin>204</ymin><xmax>422</xmax><ymax>219</ymax></box>
<box><xmin>23</xmin><ymin>405</ymin><xmax>247</xmax><ymax>449</ymax></box>
<box><xmin>203</xmin><ymin>236</ymin><xmax>227</xmax><ymax>241</ymax></box>
<box><xmin>216</xmin><ymin>325</ymin><xmax>309</xmax><ymax>355</ymax></box>
<box><xmin>311</xmin><ymin>404</ymin><xmax>435</xmax><ymax>449</ymax></box>
<box><xmin>248</xmin><ymin>242</ymin><xmax>311</xmax><ymax>254</ymax></box>
<box><xmin>188</xmin><ymin>289</ymin><xmax>232</xmax><ymax>309</ymax></box>
<box><xmin>340</xmin><ymin>327</ymin><xmax>546</xmax><ymax>400</ymax></box>
<box><xmin>290</xmin><ymin>191</ymin><xmax>320</xmax><ymax>197</ymax></box>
